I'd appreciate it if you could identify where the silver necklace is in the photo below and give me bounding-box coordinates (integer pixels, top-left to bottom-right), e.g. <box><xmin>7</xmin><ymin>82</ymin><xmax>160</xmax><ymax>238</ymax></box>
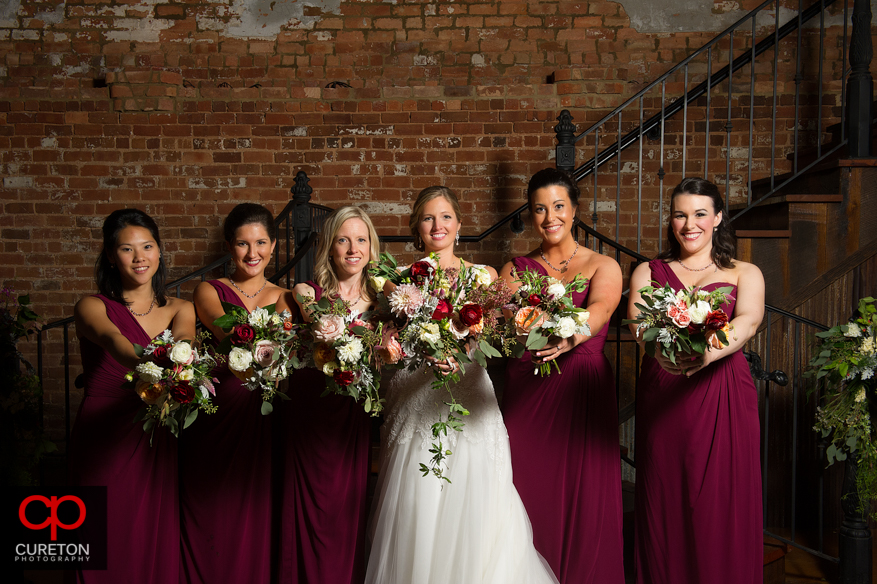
<box><xmin>677</xmin><ymin>259</ymin><xmax>715</xmax><ymax>272</ymax></box>
<box><xmin>229</xmin><ymin>278</ymin><xmax>267</xmax><ymax>299</ymax></box>
<box><xmin>539</xmin><ymin>241</ymin><xmax>579</xmax><ymax>274</ymax></box>
<box><xmin>128</xmin><ymin>296</ymin><xmax>156</xmax><ymax>317</ymax></box>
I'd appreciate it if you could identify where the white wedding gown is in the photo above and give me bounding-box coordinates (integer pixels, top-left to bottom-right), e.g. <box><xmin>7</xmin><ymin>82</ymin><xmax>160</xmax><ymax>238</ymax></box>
<box><xmin>365</xmin><ymin>362</ymin><xmax>559</xmax><ymax>584</ymax></box>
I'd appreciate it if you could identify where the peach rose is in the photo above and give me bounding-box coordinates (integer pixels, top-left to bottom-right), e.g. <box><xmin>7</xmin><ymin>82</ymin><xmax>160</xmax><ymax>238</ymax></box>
<box><xmin>514</xmin><ymin>306</ymin><xmax>546</xmax><ymax>336</ymax></box>
<box><xmin>376</xmin><ymin>335</ymin><xmax>403</xmax><ymax>365</ymax></box>
<box><xmin>314</xmin><ymin>314</ymin><xmax>346</xmax><ymax>343</ymax></box>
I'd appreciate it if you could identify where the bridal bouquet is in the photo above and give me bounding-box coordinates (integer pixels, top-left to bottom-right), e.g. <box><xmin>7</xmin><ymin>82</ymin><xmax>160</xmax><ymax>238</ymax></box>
<box><xmin>213</xmin><ymin>303</ymin><xmax>295</xmax><ymax>415</ymax></box>
<box><xmin>624</xmin><ymin>283</ymin><xmax>735</xmax><ymax>364</ymax></box>
<box><xmin>506</xmin><ymin>267</ymin><xmax>591</xmax><ymax>376</ymax></box>
<box><xmin>297</xmin><ymin>292</ymin><xmax>388</xmax><ymax>416</ymax></box>
<box><xmin>371</xmin><ymin>252</ymin><xmax>511</xmax><ymax>482</ymax></box>
<box><xmin>127</xmin><ymin>329</ymin><xmax>219</xmax><ymax>439</ymax></box>
<box><xmin>807</xmin><ymin>296</ymin><xmax>876</xmax><ymax>516</ymax></box>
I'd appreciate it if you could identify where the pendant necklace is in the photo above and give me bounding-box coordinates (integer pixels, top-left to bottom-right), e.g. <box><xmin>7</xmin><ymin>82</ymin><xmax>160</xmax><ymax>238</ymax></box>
<box><xmin>229</xmin><ymin>277</ymin><xmax>267</xmax><ymax>299</ymax></box>
<box><xmin>540</xmin><ymin>241</ymin><xmax>579</xmax><ymax>274</ymax></box>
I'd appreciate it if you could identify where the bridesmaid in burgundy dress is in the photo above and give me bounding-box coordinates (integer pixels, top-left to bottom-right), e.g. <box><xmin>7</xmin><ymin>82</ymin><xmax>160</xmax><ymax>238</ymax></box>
<box><xmin>70</xmin><ymin>209</ymin><xmax>195</xmax><ymax>583</ymax></box>
<box><xmin>628</xmin><ymin>178</ymin><xmax>764</xmax><ymax>584</ymax></box>
<box><xmin>275</xmin><ymin>205</ymin><xmax>375</xmax><ymax>584</ymax></box>
<box><xmin>179</xmin><ymin>203</ymin><xmax>289</xmax><ymax>583</ymax></box>
<box><xmin>500</xmin><ymin>168</ymin><xmax>625</xmax><ymax>584</ymax></box>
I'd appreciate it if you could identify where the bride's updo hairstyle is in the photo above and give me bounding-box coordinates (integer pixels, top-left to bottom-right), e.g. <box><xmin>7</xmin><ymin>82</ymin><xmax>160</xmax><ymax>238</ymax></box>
<box><xmin>223</xmin><ymin>203</ymin><xmax>276</xmax><ymax>245</ymax></box>
<box><xmin>408</xmin><ymin>186</ymin><xmax>463</xmax><ymax>252</ymax></box>
<box><xmin>526</xmin><ymin>168</ymin><xmax>580</xmax><ymax>211</ymax></box>
<box><xmin>314</xmin><ymin>205</ymin><xmax>381</xmax><ymax>301</ymax></box>
<box><xmin>95</xmin><ymin>208</ymin><xmax>168</xmax><ymax>308</ymax></box>
<box><xmin>657</xmin><ymin>177</ymin><xmax>736</xmax><ymax>269</ymax></box>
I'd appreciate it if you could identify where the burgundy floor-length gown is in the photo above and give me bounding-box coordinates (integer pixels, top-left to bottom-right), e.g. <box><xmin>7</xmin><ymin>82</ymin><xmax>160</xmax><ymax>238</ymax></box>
<box><xmin>68</xmin><ymin>295</ymin><xmax>180</xmax><ymax>584</ymax></box>
<box><xmin>279</xmin><ymin>282</ymin><xmax>370</xmax><ymax>584</ymax></box>
<box><xmin>179</xmin><ymin>281</ymin><xmax>273</xmax><ymax>583</ymax></box>
<box><xmin>634</xmin><ymin>259</ymin><xmax>761</xmax><ymax>584</ymax></box>
<box><xmin>502</xmin><ymin>257</ymin><xmax>625</xmax><ymax>584</ymax></box>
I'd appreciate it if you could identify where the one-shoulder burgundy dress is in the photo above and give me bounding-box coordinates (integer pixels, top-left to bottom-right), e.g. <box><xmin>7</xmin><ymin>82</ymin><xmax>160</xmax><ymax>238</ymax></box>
<box><xmin>502</xmin><ymin>257</ymin><xmax>625</xmax><ymax>584</ymax></box>
<box><xmin>279</xmin><ymin>281</ymin><xmax>370</xmax><ymax>584</ymax></box>
<box><xmin>68</xmin><ymin>294</ymin><xmax>180</xmax><ymax>583</ymax></box>
<box><xmin>634</xmin><ymin>259</ymin><xmax>761</xmax><ymax>584</ymax></box>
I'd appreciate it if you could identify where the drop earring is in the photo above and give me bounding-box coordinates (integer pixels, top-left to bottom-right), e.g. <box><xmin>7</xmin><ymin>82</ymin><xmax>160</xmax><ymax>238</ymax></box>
<box><xmin>455</xmin><ymin>231</ymin><xmax>460</xmax><ymax>245</ymax></box>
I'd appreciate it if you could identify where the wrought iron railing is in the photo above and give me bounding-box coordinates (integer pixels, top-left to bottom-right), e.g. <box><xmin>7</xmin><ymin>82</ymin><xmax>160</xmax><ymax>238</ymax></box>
<box><xmin>552</xmin><ymin>0</ymin><xmax>868</xmax><ymax>256</ymax></box>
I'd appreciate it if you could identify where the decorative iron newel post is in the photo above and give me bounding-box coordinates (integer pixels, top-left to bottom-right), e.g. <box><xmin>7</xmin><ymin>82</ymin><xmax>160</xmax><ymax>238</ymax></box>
<box><xmin>555</xmin><ymin>110</ymin><xmax>576</xmax><ymax>173</ymax></box>
<box><xmin>847</xmin><ymin>0</ymin><xmax>873</xmax><ymax>158</ymax></box>
<box><xmin>839</xmin><ymin>457</ymin><xmax>873</xmax><ymax>584</ymax></box>
<box><xmin>291</xmin><ymin>170</ymin><xmax>314</xmax><ymax>283</ymax></box>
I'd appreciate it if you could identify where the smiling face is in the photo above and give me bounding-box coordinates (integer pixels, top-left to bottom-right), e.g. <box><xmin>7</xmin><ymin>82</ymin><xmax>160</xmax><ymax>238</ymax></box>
<box><xmin>330</xmin><ymin>217</ymin><xmax>371</xmax><ymax>279</ymax></box>
<box><xmin>530</xmin><ymin>184</ymin><xmax>577</xmax><ymax>246</ymax></box>
<box><xmin>228</xmin><ymin>222</ymin><xmax>276</xmax><ymax>279</ymax></box>
<box><xmin>670</xmin><ymin>193</ymin><xmax>722</xmax><ymax>256</ymax></box>
<box><xmin>417</xmin><ymin>196</ymin><xmax>461</xmax><ymax>254</ymax></box>
<box><xmin>111</xmin><ymin>225</ymin><xmax>160</xmax><ymax>287</ymax></box>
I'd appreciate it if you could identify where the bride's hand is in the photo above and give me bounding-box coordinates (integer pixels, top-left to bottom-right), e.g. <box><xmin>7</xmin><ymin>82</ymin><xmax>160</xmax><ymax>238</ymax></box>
<box><xmin>426</xmin><ymin>355</ymin><xmax>460</xmax><ymax>376</ymax></box>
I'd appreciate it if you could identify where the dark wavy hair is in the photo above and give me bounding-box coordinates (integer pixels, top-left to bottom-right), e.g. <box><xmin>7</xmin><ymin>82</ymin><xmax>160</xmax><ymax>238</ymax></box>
<box><xmin>223</xmin><ymin>203</ymin><xmax>276</xmax><ymax>244</ymax></box>
<box><xmin>95</xmin><ymin>209</ymin><xmax>168</xmax><ymax>307</ymax></box>
<box><xmin>657</xmin><ymin>177</ymin><xmax>736</xmax><ymax>269</ymax></box>
<box><xmin>526</xmin><ymin>168</ymin><xmax>580</xmax><ymax>210</ymax></box>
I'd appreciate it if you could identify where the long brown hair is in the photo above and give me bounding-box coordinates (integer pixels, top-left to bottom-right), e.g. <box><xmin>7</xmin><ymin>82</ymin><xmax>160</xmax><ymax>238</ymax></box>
<box><xmin>408</xmin><ymin>186</ymin><xmax>463</xmax><ymax>252</ymax></box>
<box><xmin>657</xmin><ymin>177</ymin><xmax>736</xmax><ymax>269</ymax></box>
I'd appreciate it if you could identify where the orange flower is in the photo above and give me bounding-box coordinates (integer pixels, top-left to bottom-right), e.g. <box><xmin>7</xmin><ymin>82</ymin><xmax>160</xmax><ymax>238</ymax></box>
<box><xmin>313</xmin><ymin>342</ymin><xmax>337</xmax><ymax>370</ymax></box>
<box><xmin>135</xmin><ymin>380</ymin><xmax>165</xmax><ymax>405</ymax></box>
<box><xmin>706</xmin><ymin>323</ymin><xmax>734</xmax><ymax>350</ymax></box>
<box><xmin>514</xmin><ymin>306</ymin><xmax>545</xmax><ymax>336</ymax></box>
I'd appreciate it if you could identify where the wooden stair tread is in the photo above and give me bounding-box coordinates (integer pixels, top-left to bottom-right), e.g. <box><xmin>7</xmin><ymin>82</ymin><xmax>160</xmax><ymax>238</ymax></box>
<box><xmin>728</xmin><ymin>193</ymin><xmax>842</xmax><ymax>211</ymax></box>
<box><xmin>735</xmin><ymin>229</ymin><xmax>791</xmax><ymax>238</ymax></box>
<box><xmin>763</xmin><ymin>535</ymin><xmax>792</xmax><ymax>565</ymax></box>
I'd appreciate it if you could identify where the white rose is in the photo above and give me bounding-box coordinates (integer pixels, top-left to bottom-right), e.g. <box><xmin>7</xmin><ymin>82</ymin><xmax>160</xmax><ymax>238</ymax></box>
<box><xmin>337</xmin><ymin>338</ymin><xmax>364</xmax><ymax>364</ymax></box>
<box><xmin>270</xmin><ymin>313</ymin><xmax>282</xmax><ymax>326</ymax></box>
<box><xmin>860</xmin><ymin>336</ymin><xmax>875</xmax><ymax>355</ymax></box>
<box><xmin>176</xmin><ymin>368</ymin><xmax>194</xmax><ymax>381</ymax></box>
<box><xmin>322</xmin><ymin>361</ymin><xmax>339</xmax><ymax>376</ymax></box>
<box><xmin>546</xmin><ymin>282</ymin><xmax>566</xmax><ymax>299</ymax></box>
<box><xmin>555</xmin><ymin>316</ymin><xmax>577</xmax><ymax>339</ymax></box>
<box><xmin>370</xmin><ymin>275</ymin><xmax>388</xmax><ymax>293</ymax></box>
<box><xmin>228</xmin><ymin>347</ymin><xmax>254</xmax><ymax>372</ymax></box>
<box><xmin>169</xmin><ymin>342</ymin><xmax>194</xmax><ymax>365</ymax></box>
<box><xmin>471</xmin><ymin>266</ymin><xmax>492</xmax><ymax>288</ymax></box>
<box><xmin>844</xmin><ymin>323</ymin><xmax>862</xmax><ymax>338</ymax></box>
<box><xmin>248</xmin><ymin>307</ymin><xmax>270</xmax><ymax>328</ymax></box>
<box><xmin>855</xmin><ymin>386</ymin><xmax>867</xmax><ymax>402</ymax></box>
<box><xmin>572</xmin><ymin>309</ymin><xmax>590</xmax><ymax>326</ymax></box>
<box><xmin>688</xmin><ymin>300</ymin><xmax>712</xmax><ymax>325</ymax></box>
<box><xmin>419</xmin><ymin>322</ymin><xmax>441</xmax><ymax>344</ymax></box>
<box><xmin>135</xmin><ymin>361</ymin><xmax>164</xmax><ymax>384</ymax></box>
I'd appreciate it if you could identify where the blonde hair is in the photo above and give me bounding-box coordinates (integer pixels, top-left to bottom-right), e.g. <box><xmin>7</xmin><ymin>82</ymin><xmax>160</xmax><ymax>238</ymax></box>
<box><xmin>408</xmin><ymin>186</ymin><xmax>463</xmax><ymax>252</ymax></box>
<box><xmin>314</xmin><ymin>205</ymin><xmax>381</xmax><ymax>300</ymax></box>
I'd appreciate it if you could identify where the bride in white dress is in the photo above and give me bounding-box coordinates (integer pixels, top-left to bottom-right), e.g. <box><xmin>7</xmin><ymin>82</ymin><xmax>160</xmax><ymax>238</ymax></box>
<box><xmin>365</xmin><ymin>186</ymin><xmax>559</xmax><ymax>584</ymax></box>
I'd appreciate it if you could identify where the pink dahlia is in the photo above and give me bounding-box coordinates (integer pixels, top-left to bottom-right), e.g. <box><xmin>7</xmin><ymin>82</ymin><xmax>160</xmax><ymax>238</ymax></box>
<box><xmin>389</xmin><ymin>284</ymin><xmax>424</xmax><ymax>317</ymax></box>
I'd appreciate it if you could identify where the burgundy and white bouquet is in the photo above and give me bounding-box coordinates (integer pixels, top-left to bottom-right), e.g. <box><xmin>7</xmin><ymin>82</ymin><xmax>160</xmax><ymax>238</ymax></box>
<box><xmin>624</xmin><ymin>283</ymin><xmax>735</xmax><ymax>364</ymax></box>
<box><xmin>296</xmin><ymin>292</ymin><xmax>388</xmax><ymax>416</ymax></box>
<box><xmin>506</xmin><ymin>267</ymin><xmax>591</xmax><ymax>376</ymax></box>
<box><xmin>213</xmin><ymin>303</ymin><xmax>295</xmax><ymax>415</ymax></box>
<box><xmin>371</xmin><ymin>251</ymin><xmax>511</xmax><ymax>482</ymax></box>
<box><xmin>127</xmin><ymin>329</ymin><xmax>220</xmax><ymax>439</ymax></box>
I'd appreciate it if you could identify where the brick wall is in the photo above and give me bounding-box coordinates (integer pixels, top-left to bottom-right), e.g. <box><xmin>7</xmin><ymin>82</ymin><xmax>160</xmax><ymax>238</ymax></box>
<box><xmin>0</xmin><ymin>0</ymin><xmax>865</xmax><ymax>443</ymax></box>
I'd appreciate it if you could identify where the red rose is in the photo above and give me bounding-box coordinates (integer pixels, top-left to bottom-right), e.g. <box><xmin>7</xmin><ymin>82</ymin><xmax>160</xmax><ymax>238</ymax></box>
<box><xmin>333</xmin><ymin>369</ymin><xmax>356</xmax><ymax>387</ymax></box>
<box><xmin>459</xmin><ymin>303</ymin><xmax>483</xmax><ymax>327</ymax></box>
<box><xmin>231</xmin><ymin>324</ymin><xmax>256</xmax><ymax>346</ymax></box>
<box><xmin>704</xmin><ymin>310</ymin><xmax>730</xmax><ymax>331</ymax></box>
<box><xmin>432</xmin><ymin>299</ymin><xmax>453</xmax><ymax>321</ymax></box>
<box><xmin>150</xmin><ymin>345</ymin><xmax>173</xmax><ymax>367</ymax></box>
<box><xmin>528</xmin><ymin>294</ymin><xmax>541</xmax><ymax>306</ymax></box>
<box><xmin>170</xmin><ymin>381</ymin><xmax>195</xmax><ymax>404</ymax></box>
<box><xmin>409</xmin><ymin>261</ymin><xmax>435</xmax><ymax>285</ymax></box>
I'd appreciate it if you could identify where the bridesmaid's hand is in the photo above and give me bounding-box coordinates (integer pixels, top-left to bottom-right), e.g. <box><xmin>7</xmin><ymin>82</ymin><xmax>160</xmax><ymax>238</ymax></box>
<box><xmin>533</xmin><ymin>336</ymin><xmax>579</xmax><ymax>364</ymax></box>
<box><xmin>426</xmin><ymin>354</ymin><xmax>460</xmax><ymax>376</ymax></box>
<box><xmin>679</xmin><ymin>348</ymin><xmax>717</xmax><ymax>377</ymax></box>
<box><xmin>655</xmin><ymin>350</ymin><xmax>704</xmax><ymax>377</ymax></box>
